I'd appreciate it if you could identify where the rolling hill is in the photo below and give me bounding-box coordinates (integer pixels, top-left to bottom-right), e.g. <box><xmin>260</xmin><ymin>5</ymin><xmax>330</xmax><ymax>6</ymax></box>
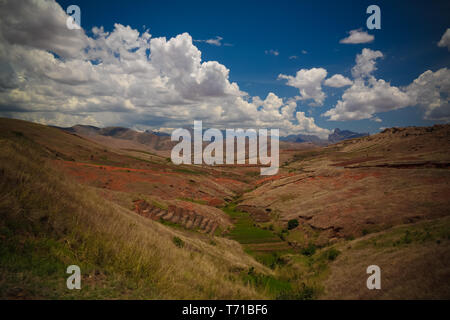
<box><xmin>1</xmin><ymin>118</ymin><xmax>449</xmax><ymax>299</ymax></box>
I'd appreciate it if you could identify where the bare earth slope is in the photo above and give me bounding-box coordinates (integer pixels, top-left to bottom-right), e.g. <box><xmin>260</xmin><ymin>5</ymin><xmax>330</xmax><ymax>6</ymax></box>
<box><xmin>239</xmin><ymin>125</ymin><xmax>450</xmax><ymax>243</ymax></box>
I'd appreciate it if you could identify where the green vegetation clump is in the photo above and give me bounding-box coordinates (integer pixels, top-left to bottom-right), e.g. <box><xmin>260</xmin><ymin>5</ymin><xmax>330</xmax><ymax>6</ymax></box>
<box><xmin>301</xmin><ymin>243</ymin><xmax>317</xmax><ymax>256</ymax></box>
<box><xmin>274</xmin><ymin>228</ymin><xmax>289</xmax><ymax>241</ymax></box>
<box><xmin>322</xmin><ymin>248</ymin><xmax>340</xmax><ymax>261</ymax></box>
<box><xmin>222</xmin><ymin>205</ymin><xmax>279</xmax><ymax>244</ymax></box>
<box><xmin>276</xmin><ymin>283</ymin><xmax>318</xmax><ymax>300</ymax></box>
<box><xmin>172</xmin><ymin>236</ymin><xmax>184</xmax><ymax>248</ymax></box>
<box><xmin>287</xmin><ymin>219</ymin><xmax>299</xmax><ymax>230</ymax></box>
<box><xmin>253</xmin><ymin>251</ymin><xmax>288</xmax><ymax>269</ymax></box>
<box><xmin>243</xmin><ymin>267</ymin><xmax>291</xmax><ymax>296</ymax></box>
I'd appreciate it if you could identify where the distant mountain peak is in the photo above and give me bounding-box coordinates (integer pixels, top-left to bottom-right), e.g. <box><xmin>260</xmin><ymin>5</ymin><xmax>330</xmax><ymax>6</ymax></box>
<box><xmin>328</xmin><ymin>128</ymin><xmax>368</xmax><ymax>143</ymax></box>
<box><xmin>279</xmin><ymin>133</ymin><xmax>328</xmax><ymax>145</ymax></box>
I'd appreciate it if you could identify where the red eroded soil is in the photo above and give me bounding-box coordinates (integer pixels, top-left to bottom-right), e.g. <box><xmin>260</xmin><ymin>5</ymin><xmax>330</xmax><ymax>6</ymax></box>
<box><xmin>53</xmin><ymin>160</ymin><xmax>173</xmax><ymax>191</ymax></box>
<box><xmin>51</xmin><ymin>160</ymin><xmax>247</xmax><ymax>204</ymax></box>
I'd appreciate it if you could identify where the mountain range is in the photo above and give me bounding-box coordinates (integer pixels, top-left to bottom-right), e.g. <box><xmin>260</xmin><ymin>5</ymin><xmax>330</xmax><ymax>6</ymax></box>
<box><xmin>58</xmin><ymin>125</ymin><xmax>367</xmax><ymax>149</ymax></box>
<box><xmin>274</xmin><ymin>128</ymin><xmax>368</xmax><ymax>144</ymax></box>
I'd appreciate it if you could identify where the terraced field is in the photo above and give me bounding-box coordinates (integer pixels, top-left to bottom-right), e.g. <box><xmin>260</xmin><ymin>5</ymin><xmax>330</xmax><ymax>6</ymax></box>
<box><xmin>133</xmin><ymin>199</ymin><xmax>224</xmax><ymax>234</ymax></box>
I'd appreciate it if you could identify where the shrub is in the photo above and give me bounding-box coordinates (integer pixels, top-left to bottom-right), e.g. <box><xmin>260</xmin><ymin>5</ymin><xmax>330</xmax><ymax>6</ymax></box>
<box><xmin>247</xmin><ymin>266</ymin><xmax>255</xmax><ymax>275</ymax></box>
<box><xmin>297</xmin><ymin>283</ymin><xmax>316</xmax><ymax>300</ymax></box>
<box><xmin>172</xmin><ymin>236</ymin><xmax>184</xmax><ymax>248</ymax></box>
<box><xmin>287</xmin><ymin>219</ymin><xmax>299</xmax><ymax>230</ymax></box>
<box><xmin>263</xmin><ymin>252</ymin><xmax>288</xmax><ymax>269</ymax></box>
<box><xmin>402</xmin><ymin>230</ymin><xmax>412</xmax><ymax>244</ymax></box>
<box><xmin>276</xmin><ymin>283</ymin><xmax>317</xmax><ymax>300</ymax></box>
<box><xmin>324</xmin><ymin>248</ymin><xmax>340</xmax><ymax>261</ymax></box>
<box><xmin>301</xmin><ymin>243</ymin><xmax>316</xmax><ymax>256</ymax></box>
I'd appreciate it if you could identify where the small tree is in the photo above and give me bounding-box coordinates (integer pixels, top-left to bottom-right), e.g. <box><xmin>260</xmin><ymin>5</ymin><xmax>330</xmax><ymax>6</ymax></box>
<box><xmin>287</xmin><ymin>219</ymin><xmax>299</xmax><ymax>230</ymax></box>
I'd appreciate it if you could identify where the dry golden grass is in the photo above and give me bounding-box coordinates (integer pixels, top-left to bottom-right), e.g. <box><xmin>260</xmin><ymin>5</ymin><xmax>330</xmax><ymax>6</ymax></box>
<box><xmin>323</xmin><ymin>242</ymin><xmax>450</xmax><ymax>299</ymax></box>
<box><xmin>321</xmin><ymin>217</ymin><xmax>450</xmax><ymax>299</ymax></box>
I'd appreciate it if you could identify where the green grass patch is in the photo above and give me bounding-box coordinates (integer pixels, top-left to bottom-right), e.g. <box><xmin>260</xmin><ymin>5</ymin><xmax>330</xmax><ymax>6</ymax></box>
<box><xmin>222</xmin><ymin>204</ymin><xmax>279</xmax><ymax>244</ymax></box>
<box><xmin>249</xmin><ymin>251</ymin><xmax>289</xmax><ymax>269</ymax></box>
<box><xmin>354</xmin><ymin>217</ymin><xmax>450</xmax><ymax>250</ymax></box>
<box><xmin>243</xmin><ymin>267</ymin><xmax>291</xmax><ymax>296</ymax></box>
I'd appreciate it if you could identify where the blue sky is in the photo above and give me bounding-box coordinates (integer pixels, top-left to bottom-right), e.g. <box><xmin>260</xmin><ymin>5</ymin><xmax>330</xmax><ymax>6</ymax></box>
<box><xmin>0</xmin><ymin>0</ymin><xmax>449</xmax><ymax>136</ymax></box>
<box><xmin>56</xmin><ymin>0</ymin><xmax>450</xmax><ymax>134</ymax></box>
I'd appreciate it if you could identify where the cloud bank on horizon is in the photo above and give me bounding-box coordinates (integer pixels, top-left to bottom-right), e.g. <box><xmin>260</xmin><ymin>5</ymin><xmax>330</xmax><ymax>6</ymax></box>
<box><xmin>0</xmin><ymin>0</ymin><xmax>448</xmax><ymax>138</ymax></box>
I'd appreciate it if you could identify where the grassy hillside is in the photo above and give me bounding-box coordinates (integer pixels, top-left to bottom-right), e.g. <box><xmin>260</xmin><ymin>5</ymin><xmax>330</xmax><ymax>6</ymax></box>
<box><xmin>322</xmin><ymin>216</ymin><xmax>450</xmax><ymax>299</ymax></box>
<box><xmin>0</xmin><ymin>123</ymin><xmax>271</xmax><ymax>299</ymax></box>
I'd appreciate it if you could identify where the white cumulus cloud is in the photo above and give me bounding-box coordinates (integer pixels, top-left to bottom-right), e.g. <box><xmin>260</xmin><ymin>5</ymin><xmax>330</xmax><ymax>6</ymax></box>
<box><xmin>324</xmin><ymin>74</ymin><xmax>353</xmax><ymax>88</ymax></box>
<box><xmin>323</xmin><ymin>77</ymin><xmax>412</xmax><ymax>121</ymax></box>
<box><xmin>437</xmin><ymin>28</ymin><xmax>450</xmax><ymax>50</ymax></box>
<box><xmin>351</xmin><ymin>48</ymin><xmax>383</xmax><ymax>79</ymax></box>
<box><xmin>323</xmin><ymin>48</ymin><xmax>450</xmax><ymax>122</ymax></box>
<box><xmin>406</xmin><ymin>68</ymin><xmax>450</xmax><ymax>121</ymax></box>
<box><xmin>323</xmin><ymin>49</ymin><xmax>412</xmax><ymax>121</ymax></box>
<box><xmin>340</xmin><ymin>29</ymin><xmax>374</xmax><ymax>44</ymax></box>
<box><xmin>0</xmin><ymin>0</ymin><xmax>331</xmax><ymax>138</ymax></box>
<box><xmin>278</xmin><ymin>68</ymin><xmax>327</xmax><ymax>106</ymax></box>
